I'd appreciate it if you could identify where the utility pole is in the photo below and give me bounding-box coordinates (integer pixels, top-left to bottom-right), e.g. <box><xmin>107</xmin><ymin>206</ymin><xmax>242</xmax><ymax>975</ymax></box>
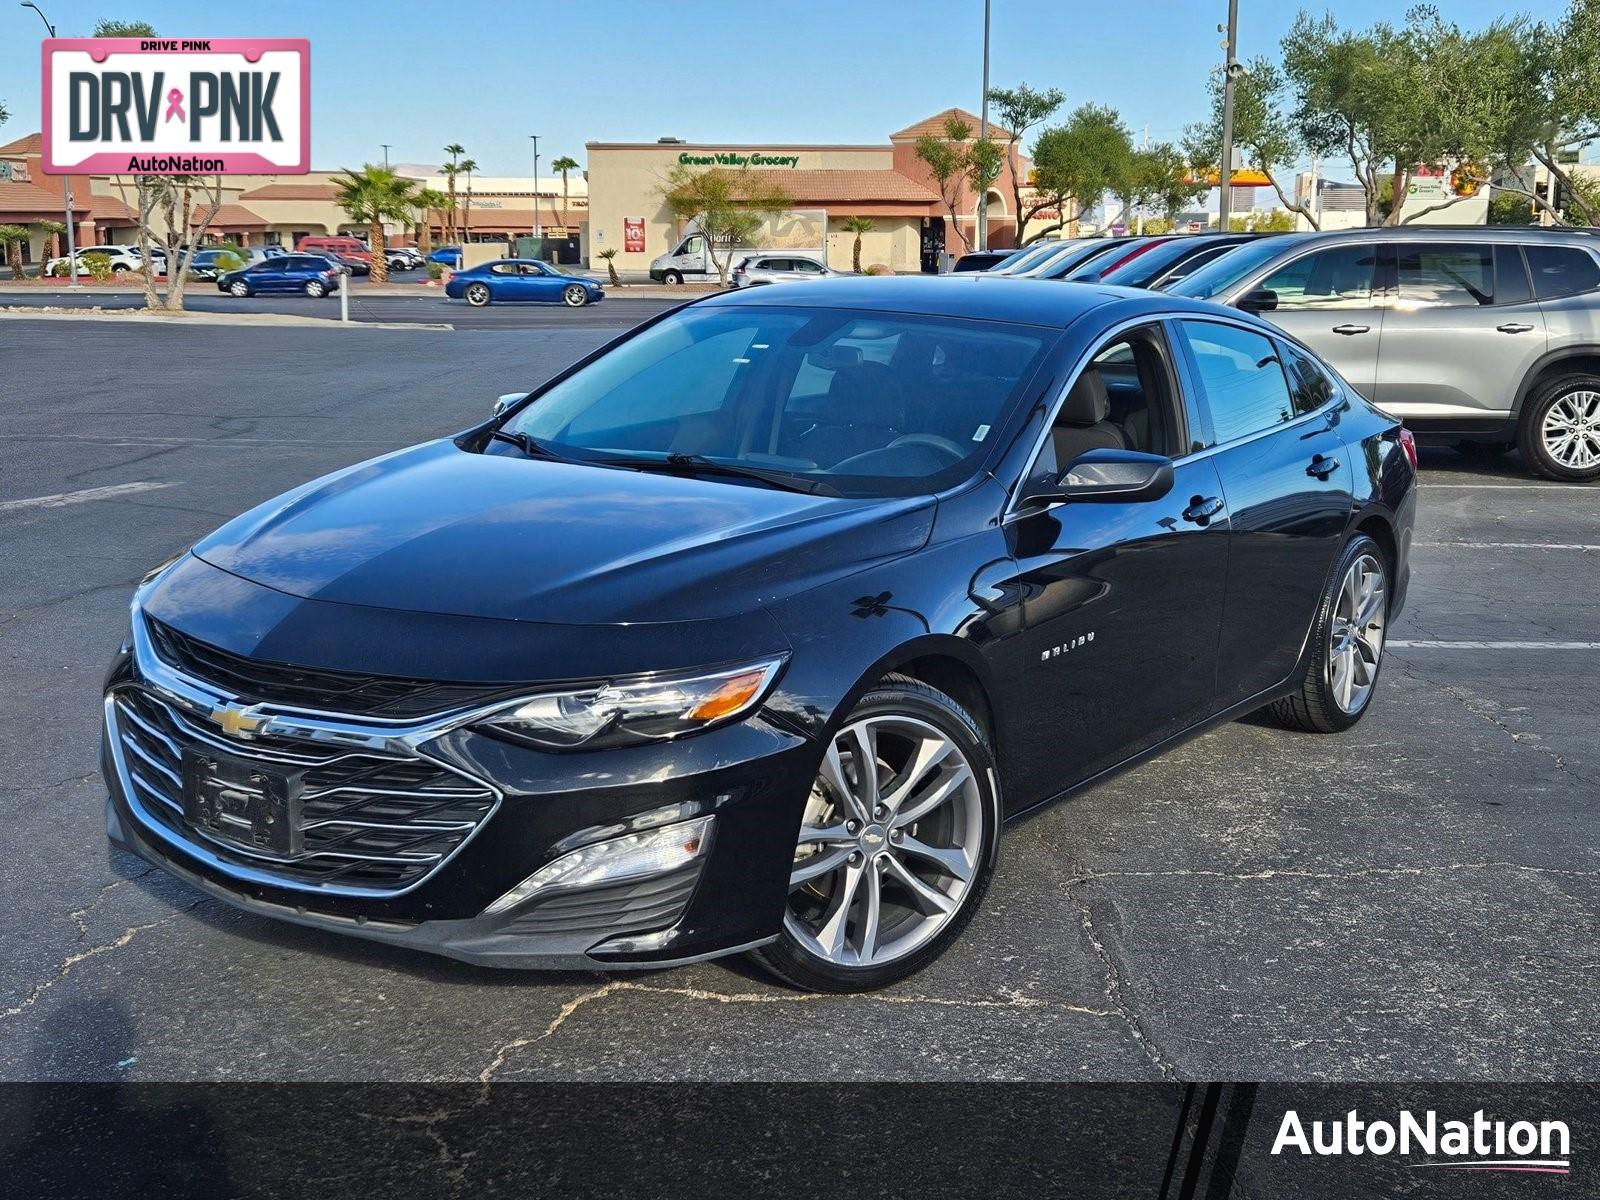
<box><xmin>529</xmin><ymin>135</ymin><xmax>542</xmax><ymax>239</ymax></box>
<box><xmin>1137</xmin><ymin>124</ymin><xmax>1149</xmax><ymax>235</ymax></box>
<box><xmin>381</xmin><ymin>144</ymin><xmax>391</xmax><ymax>168</ymax></box>
<box><xmin>22</xmin><ymin>2</ymin><xmax>80</xmax><ymax>288</ymax></box>
<box><xmin>1217</xmin><ymin>0</ymin><xmax>1240</xmax><ymax>230</ymax></box>
<box><xmin>976</xmin><ymin>0</ymin><xmax>991</xmax><ymax>252</ymax></box>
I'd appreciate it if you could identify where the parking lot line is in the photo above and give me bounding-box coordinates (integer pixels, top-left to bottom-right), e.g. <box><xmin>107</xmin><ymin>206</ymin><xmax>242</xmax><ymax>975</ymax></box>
<box><xmin>1389</xmin><ymin>640</ymin><xmax>1600</xmax><ymax>650</ymax></box>
<box><xmin>1424</xmin><ymin>483</ymin><xmax>1600</xmax><ymax>491</ymax></box>
<box><xmin>1415</xmin><ymin>541</ymin><xmax>1600</xmax><ymax>551</ymax></box>
<box><xmin>0</xmin><ymin>481</ymin><xmax>172</xmax><ymax>513</ymax></box>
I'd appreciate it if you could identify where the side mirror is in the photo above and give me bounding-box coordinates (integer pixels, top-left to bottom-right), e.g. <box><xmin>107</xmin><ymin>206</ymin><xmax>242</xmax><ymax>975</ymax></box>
<box><xmin>1030</xmin><ymin>448</ymin><xmax>1175</xmax><ymax>506</ymax></box>
<box><xmin>1238</xmin><ymin>287</ymin><xmax>1279</xmax><ymax>313</ymax></box>
<box><xmin>493</xmin><ymin>391</ymin><xmax>529</xmax><ymax>417</ymax></box>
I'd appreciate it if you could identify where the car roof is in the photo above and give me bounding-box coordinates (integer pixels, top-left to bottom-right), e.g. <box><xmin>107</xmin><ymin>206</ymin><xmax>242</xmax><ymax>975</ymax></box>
<box><xmin>693</xmin><ymin>273</ymin><xmax>1233</xmax><ymax>328</ymax></box>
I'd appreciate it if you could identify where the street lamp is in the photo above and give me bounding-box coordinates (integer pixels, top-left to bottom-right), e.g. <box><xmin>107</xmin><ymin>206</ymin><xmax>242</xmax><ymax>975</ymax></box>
<box><xmin>528</xmin><ymin>135</ymin><xmax>541</xmax><ymax>239</ymax></box>
<box><xmin>976</xmin><ymin>0</ymin><xmax>991</xmax><ymax>253</ymax></box>
<box><xmin>381</xmin><ymin>144</ymin><xmax>391</xmax><ymax>168</ymax></box>
<box><xmin>1217</xmin><ymin>0</ymin><xmax>1241</xmax><ymax>229</ymax></box>
<box><xmin>21</xmin><ymin>2</ymin><xmax>81</xmax><ymax>289</ymax></box>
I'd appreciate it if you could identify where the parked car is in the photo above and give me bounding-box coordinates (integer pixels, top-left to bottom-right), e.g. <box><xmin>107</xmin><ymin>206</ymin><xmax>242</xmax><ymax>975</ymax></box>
<box><xmin>729</xmin><ymin>255</ymin><xmax>835</xmax><ymax>288</ymax></box>
<box><xmin>296</xmin><ymin>235</ymin><xmax>372</xmax><ymax>267</ymax></box>
<box><xmin>46</xmin><ymin>244</ymin><xmax>144</xmax><ymax>274</ymax></box>
<box><xmin>988</xmin><ymin>240</ymin><xmax>1079</xmax><ymax>275</ymax></box>
<box><xmin>105</xmin><ymin>275</ymin><xmax>1415</xmax><ymax>991</ymax></box>
<box><xmin>215</xmin><ymin>255</ymin><xmax>343</xmax><ymax>297</ymax></box>
<box><xmin>1168</xmin><ymin>226</ymin><xmax>1600</xmax><ymax>480</ymax></box>
<box><xmin>444</xmin><ymin>259</ymin><xmax>604</xmax><ymax>307</ymax></box>
<box><xmin>183</xmin><ymin>248</ymin><xmax>246</xmax><ymax>281</ymax></box>
<box><xmin>951</xmin><ymin>251</ymin><xmax>1015</xmax><ymax>272</ymax></box>
<box><xmin>428</xmin><ymin>245</ymin><xmax>463</xmax><ymax>268</ymax></box>
<box><xmin>330</xmin><ymin>252</ymin><xmax>371</xmax><ymax>276</ymax></box>
<box><xmin>386</xmin><ymin>247</ymin><xmax>422</xmax><ymax>270</ymax></box>
<box><xmin>244</xmin><ymin>246</ymin><xmax>289</xmax><ymax>266</ymax></box>
<box><xmin>1018</xmin><ymin>237</ymin><xmax>1140</xmax><ymax>279</ymax></box>
<box><xmin>1090</xmin><ymin>234</ymin><xmax>1264</xmax><ymax>290</ymax></box>
<box><xmin>1055</xmin><ymin>236</ymin><xmax>1179</xmax><ymax>281</ymax></box>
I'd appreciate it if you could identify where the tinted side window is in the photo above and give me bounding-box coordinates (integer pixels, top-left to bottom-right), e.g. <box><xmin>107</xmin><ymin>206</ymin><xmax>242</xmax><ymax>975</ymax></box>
<box><xmin>1181</xmin><ymin>321</ymin><xmax>1296</xmax><ymax>444</ymax></box>
<box><xmin>1525</xmin><ymin>245</ymin><xmax>1600</xmax><ymax>299</ymax></box>
<box><xmin>1494</xmin><ymin>245</ymin><xmax>1533</xmax><ymax>306</ymax></box>
<box><xmin>1256</xmin><ymin>245</ymin><xmax>1378</xmax><ymax>309</ymax></box>
<box><xmin>1395</xmin><ymin>242</ymin><xmax>1494</xmax><ymax>307</ymax></box>
<box><xmin>1280</xmin><ymin>343</ymin><xmax>1337</xmax><ymax>416</ymax></box>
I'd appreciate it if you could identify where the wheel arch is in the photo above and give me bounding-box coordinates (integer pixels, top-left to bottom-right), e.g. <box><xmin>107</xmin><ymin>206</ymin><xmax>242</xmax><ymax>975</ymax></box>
<box><xmin>835</xmin><ymin>636</ymin><xmax>1004</xmax><ymax>766</ymax></box>
<box><xmin>1513</xmin><ymin>347</ymin><xmax>1600</xmax><ymax>416</ymax></box>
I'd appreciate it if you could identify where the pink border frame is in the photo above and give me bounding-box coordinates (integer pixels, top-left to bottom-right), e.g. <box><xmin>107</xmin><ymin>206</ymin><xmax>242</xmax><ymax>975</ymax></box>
<box><xmin>41</xmin><ymin>37</ymin><xmax>310</xmax><ymax>175</ymax></box>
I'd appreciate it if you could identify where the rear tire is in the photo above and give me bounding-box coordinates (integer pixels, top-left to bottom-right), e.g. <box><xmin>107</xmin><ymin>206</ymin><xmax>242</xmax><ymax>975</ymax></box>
<box><xmin>304</xmin><ymin>280</ymin><xmax>327</xmax><ymax>297</ymax></box>
<box><xmin>1518</xmin><ymin>373</ymin><xmax>1600</xmax><ymax>481</ymax></box>
<box><xmin>1266</xmin><ymin>534</ymin><xmax>1388</xmax><ymax>733</ymax></box>
<box><xmin>751</xmin><ymin>674</ymin><xmax>998</xmax><ymax>993</ymax></box>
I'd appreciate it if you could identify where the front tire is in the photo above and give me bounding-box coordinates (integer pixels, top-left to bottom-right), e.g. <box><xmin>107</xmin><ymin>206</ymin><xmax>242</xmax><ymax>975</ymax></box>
<box><xmin>229</xmin><ymin>281</ymin><xmax>251</xmax><ymax>298</ymax></box>
<box><xmin>465</xmin><ymin>282</ymin><xmax>491</xmax><ymax>307</ymax></box>
<box><xmin>1518</xmin><ymin>373</ymin><xmax>1600</xmax><ymax>480</ymax></box>
<box><xmin>562</xmin><ymin>283</ymin><xmax>589</xmax><ymax>307</ymax></box>
<box><xmin>662</xmin><ymin>270</ymin><xmax>684</xmax><ymax>285</ymax></box>
<box><xmin>1267</xmin><ymin>534</ymin><xmax>1388</xmax><ymax>733</ymax></box>
<box><xmin>752</xmin><ymin>675</ymin><xmax>998</xmax><ymax>993</ymax></box>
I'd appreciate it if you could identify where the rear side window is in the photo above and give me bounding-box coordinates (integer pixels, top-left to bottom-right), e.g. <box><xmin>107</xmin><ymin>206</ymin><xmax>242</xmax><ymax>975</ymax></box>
<box><xmin>1525</xmin><ymin>245</ymin><xmax>1600</xmax><ymax>299</ymax></box>
<box><xmin>1395</xmin><ymin>242</ymin><xmax>1494</xmax><ymax>307</ymax></box>
<box><xmin>1257</xmin><ymin>245</ymin><xmax>1379</xmax><ymax>309</ymax></box>
<box><xmin>1279</xmin><ymin>343</ymin><xmax>1337</xmax><ymax>415</ymax></box>
<box><xmin>1180</xmin><ymin>320</ymin><xmax>1296</xmax><ymax>444</ymax></box>
<box><xmin>1494</xmin><ymin>246</ymin><xmax>1533</xmax><ymax>306</ymax></box>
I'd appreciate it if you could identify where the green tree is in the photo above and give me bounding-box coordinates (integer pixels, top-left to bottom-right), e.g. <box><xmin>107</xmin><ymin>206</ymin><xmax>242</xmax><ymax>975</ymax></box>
<box><xmin>658</xmin><ymin>166</ymin><xmax>794</xmax><ymax>286</ymax></box>
<box><xmin>551</xmin><ymin>155</ymin><xmax>580</xmax><ymax>230</ymax></box>
<box><xmin>841</xmin><ymin>216</ymin><xmax>874</xmax><ymax>272</ymax></box>
<box><xmin>92</xmin><ymin>20</ymin><xmax>157</xmax><ymax>36</ymax></box>
<box><xmin>413</xmin><ymin>187</ymin><xmax>449</xmax><ymax>255</ymax></box>
<box><xmin>915</xmin><ymin>115</ymin><xmax>980</xmax><ymax>251</ymax></box>
<box><xmin>597</xmin><ymin>246</ymin><xmax>622</xmax><ymax>286</ymax></box>
<box><xmin>1488</xmin><ymin>189</ymin><xmax>1536</xmax><ymax>224</ymax></box>
<box><xmin>1118</xmin><ymin>142</ymin><xmax>1206</xmax><ymax>229</ymax></box>
<box><xmin>34</xmin><ymin>219</ymin><xmax>66</xmax><ymax>263</ymax></box>
<box><xmin>1184</xmin><ymin>56</ymin><xmax>1318</xmax><ymax>228</ymax></box>
<box><xmin>1024</xmin><ymin>104</ymin><xmax>1134</xmax><ymax>243</ymax></box>
<box><xmin>442</xmin><ymin>143</ymin><xmax>464</xmax><ymax>243</ymax></box>
<box><xmin>334</xmin><ymin>165</ymin><xmax>418</xmax><ymax>284</ymax></box>
<box><xmin>986</xmin><ymin>83</ymin><xmax>1065</xmax><ymax>243</ymax></box>
<box><xmin>457</xmin><ymin>158</ymin><xmax>478</xmax><ymax>245</ymax></box>
<box><xmin>0</xmin><ymin>224</ymin><xmax>28</xmax><ymax>280</ymax></box>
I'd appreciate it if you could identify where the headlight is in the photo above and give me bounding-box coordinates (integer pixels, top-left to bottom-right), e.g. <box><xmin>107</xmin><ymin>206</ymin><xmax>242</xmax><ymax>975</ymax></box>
<box><xmin>477</xmin><ymin>657</ymin><xmax>785</xmax><ymax>751</ymax></box>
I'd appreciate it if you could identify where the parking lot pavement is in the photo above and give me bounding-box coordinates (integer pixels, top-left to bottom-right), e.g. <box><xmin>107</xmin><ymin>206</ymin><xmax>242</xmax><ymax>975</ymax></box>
<box><xmin>1</xmin><ymin>319</ymin><xmax>1596</xmax><ymax>1081</ymax></box>
<box><xmin>0</xmin><ymin>289</ymin><xmax>678</xmax><ymax>330</ymax></box>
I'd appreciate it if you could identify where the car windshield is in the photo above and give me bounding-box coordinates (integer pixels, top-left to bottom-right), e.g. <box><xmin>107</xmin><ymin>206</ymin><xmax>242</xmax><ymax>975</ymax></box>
<box><xmin>503</xmin><ymin>305</ymin><xmax>1051</xmax><ymax>498</ymax></box>
<box><xmin>1167</xmin><ymin>237</ymin><xmax>1306</xmax><ymax>300</ymax></box>
<box><xmin>993</xmin><ymin>241</ymin><xmax>1074</xmax><ymax>274</ymax></box>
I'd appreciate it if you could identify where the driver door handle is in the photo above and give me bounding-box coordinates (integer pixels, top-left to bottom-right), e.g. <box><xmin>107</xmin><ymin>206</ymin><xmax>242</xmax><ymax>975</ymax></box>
<box><xmin>1182</xmin><ymin>496</ymin><xmax>1224</xmax><ymax>524</ymax></box>
<box><xmin>1496</xmin><ymin>322</ymin><xmax>1535</xmax><ymax>334</ymax></box>
<box><xmin>1307</xmin><ymin>454</ymin><xmax>1341</xmax><ymax>480</ymax></box>
<box><xmin>1331</xmin><ymin>324</ymin><xmax>1370</xmax><ymax>336</ymax></box>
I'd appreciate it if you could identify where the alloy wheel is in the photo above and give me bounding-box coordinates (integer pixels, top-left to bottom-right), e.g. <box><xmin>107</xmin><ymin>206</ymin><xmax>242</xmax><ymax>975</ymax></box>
<box><xmin>563</xmin><ymin>284</ymin><xmax>587</xmax><ymax>307</ymax></box>
<box><xmin>1328</xmin><ymin>552</ymin><xmax>1386</xmax><ymax>715</ymax></box>
<box><xmin>1542</xmin><ymin>389</ymin><xmax>1600</xmax><ymax>470</ymax></box>
<box><xmin>784</xmin><ymin>715</ymin><xmax>982</xmax><ymax>968</ymax></box>
<box><xmin>230</xmin><ymin>282</ymin><xmax>249</xmax><ymax>297</ymax></box>
<box><xmin>305</xmin><ymin>281</ymin><xmax>326</xmax><ymax>297</ymax></box>
<box><xmin>466</xmin><ymin>283</ymin><xmax>490</xmax><ymax>307</ymax></box>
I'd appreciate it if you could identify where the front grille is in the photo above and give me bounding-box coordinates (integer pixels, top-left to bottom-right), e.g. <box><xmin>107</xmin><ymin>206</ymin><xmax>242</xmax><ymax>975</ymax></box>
<box><xmin>112</xmin><ymin>687</ymin><xmax>497</xmax><ymax>893</ymax></box>
<box><xmin>144</xmin><ymin>616</ymin><xmax>529</xmax><ymax>720</ymax></box>
<box><xmin>499</xmin><ymin>864</ymin><xmax>703</xmax><ymax>938</ymax></box>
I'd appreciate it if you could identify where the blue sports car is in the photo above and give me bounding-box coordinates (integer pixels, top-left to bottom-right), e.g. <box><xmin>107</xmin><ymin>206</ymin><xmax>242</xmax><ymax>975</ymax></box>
<box><xmin>445</xmin><ymin>259</ymin><xmax>605</xmax><ymax>307</ymax></box>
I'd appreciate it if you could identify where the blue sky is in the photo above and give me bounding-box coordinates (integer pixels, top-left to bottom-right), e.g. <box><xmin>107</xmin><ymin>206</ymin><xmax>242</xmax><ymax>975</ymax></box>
<box><xmin>2</xmin><ymin>0</ymin><xmax>1572</xmax><ymax>177</ymax></box>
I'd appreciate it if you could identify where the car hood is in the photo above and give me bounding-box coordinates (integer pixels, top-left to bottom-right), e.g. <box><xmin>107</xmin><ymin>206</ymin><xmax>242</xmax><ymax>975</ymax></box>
<box><xmin>192</xmin><ymin>439</ymin><xmax>935</xmax><ymax>625</ymax></box>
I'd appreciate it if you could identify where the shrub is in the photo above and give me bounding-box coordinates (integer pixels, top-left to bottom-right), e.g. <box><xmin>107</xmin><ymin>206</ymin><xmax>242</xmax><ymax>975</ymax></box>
<box><xmin>426</xmin><ymin>261</ymin><xmax>444</xmax><ymax>281</ymax></box>
<box><xmin>213</xmin><ymin>250</ymin><xmax>246</xmax><ymax>273</ymax></box>
<box><xmin>81</xmin><ymin>252</ymin><xmax>113</xmax><ymax>282</ymax></box>
<box><xmin>863</xmin><ymin>263</ymin><xmax>893</xmax><ymax>276</ymax></box>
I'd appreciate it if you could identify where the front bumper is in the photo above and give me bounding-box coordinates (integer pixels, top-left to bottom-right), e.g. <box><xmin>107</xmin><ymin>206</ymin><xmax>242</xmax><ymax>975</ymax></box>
<box><xmin>103</xmin><ymin>600</ymin><xmax>815</xmax><ymax>970</ymax></box>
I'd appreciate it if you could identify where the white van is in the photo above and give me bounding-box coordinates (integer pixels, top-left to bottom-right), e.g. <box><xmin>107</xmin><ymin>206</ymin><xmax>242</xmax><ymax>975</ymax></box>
<box><xmin>649</xmin><ymin>212</ymin><xmax>828</xmax><ymax>283</ymax></box>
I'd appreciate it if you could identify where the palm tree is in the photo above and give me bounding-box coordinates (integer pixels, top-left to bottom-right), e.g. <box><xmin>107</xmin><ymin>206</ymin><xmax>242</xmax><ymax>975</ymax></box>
<box><xmin>0</xmin><ymin>225</ymin><xmax>28</xmax><ymax>280</ymax></box>
<box><xmin>413</xmin><ymin>187</ymin><xmax>449</xmax><ymax>256</ymax></box>
<box><xmin>334</xmin><ymin>165</ymin><xmax>419</xmax><ymax>284</ymax></box>
<box><xmin>34</xmin><ymin>220</ymin><xmax>66</xmax><ymax>263</ymax></box>
<box><xmin>842</xmin><ymin>216</ymin><xmax>875</xmax><ymax>273</ymax></box>
<box><xmin>551</xmin><ymin>155</ymin><xmax>580</xmax><ymax>234</ymax></box>
<box><xmin>597</xmin><ymin>246</ymin><xmax>621</xmax><ymax>287</ymax></box>
<box><xmin>442</xmin><ymin>143</ymin><xmax>464</xmax><ymax>244</ymax></box>
<box><xmin>458</xmin><ymin>158</ymin><xmax>478</xmax><ymax>247</ymax></box>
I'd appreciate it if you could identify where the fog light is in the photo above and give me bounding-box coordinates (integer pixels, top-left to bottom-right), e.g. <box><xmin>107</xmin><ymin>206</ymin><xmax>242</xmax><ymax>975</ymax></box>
<box><xmin>482</xmin><ymin>815</ymin><xmax>714</xmax><ymax>917</ymax></box>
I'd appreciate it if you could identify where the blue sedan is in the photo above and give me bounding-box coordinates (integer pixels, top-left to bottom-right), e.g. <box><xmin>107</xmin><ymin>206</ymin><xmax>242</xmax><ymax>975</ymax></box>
<box><xmin>445</xmin><ymin>260</ymin><xmax>604</xmax><ymax>307</ymax></box>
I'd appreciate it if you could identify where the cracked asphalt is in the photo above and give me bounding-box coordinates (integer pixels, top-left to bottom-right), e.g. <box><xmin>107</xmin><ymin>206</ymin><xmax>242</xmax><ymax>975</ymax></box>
<box><xmin>1</xmin><ymin>318</ymin><xmax>1596</xmax><ymax>1081</ymax></box>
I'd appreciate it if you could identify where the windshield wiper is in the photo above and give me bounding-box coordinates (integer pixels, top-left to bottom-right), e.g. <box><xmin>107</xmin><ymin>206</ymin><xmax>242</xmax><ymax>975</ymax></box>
<box><xmin>489</xmin><ymin>429</ymin><xmax>567</xmax><ymax>460</ymax></box>
<box><xmin>601</xmin><ymin>452</ymin><xmax>841</xmax><ymax>496</ymax></box>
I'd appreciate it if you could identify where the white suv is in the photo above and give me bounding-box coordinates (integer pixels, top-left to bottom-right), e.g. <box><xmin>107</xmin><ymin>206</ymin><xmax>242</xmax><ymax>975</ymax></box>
<box><xmin>47</xmin><ymin>245</ymin><xmax>146</xmax><ymax>274</ymax></box>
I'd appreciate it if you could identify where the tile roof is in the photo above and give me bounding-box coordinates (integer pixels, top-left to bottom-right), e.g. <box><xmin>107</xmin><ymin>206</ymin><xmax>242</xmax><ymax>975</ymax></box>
<box><xmin>0</xmin><ymin>180</ymin><xmax>81</xmax><ymax>217</ymax></box>
<box><xmin>889</xmin><ymin>108</ymin><xmax>1015</xmax><ymax>142</ymax></box>
<box><xmin>239</xmin><ymin>183</ymin><xmax>341</xmax><ymax>201</ymax></box>
<box><xmin>0</xmin><ymin>132</ymin><xmax>43</xmax><ymax>157</ymax></box>
<box><xmin>192</xmin><ymin>203</ymin><xmax>269</xmax><ymax>229</ymax></box>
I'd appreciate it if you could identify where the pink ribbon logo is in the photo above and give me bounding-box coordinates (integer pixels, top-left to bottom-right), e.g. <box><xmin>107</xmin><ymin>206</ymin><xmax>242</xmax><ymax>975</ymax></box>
<box><xmin>164</xmin><ymin>88</ymin><xmax>185</xmax><ymax>123</ymax></box>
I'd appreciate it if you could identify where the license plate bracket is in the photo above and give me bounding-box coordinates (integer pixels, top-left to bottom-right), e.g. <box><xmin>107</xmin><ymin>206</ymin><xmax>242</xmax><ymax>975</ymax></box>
<box><xmin>181</xmin><ymin>749</ymin><xmax>303</xmax><ymax>856</ymax></box>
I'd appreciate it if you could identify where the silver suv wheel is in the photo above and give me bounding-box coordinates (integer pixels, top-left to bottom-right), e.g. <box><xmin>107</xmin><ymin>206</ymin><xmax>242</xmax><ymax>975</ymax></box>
<box><xmin>1541</xmin><ymin>389</ymin><xmax>1600</xmax><ymax>471</ymax></box>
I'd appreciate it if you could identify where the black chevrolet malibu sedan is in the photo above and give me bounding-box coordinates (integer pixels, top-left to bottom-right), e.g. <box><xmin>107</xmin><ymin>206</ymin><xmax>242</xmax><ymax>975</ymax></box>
<box><xmin>104</xmin><ymin>276</ymin><xmax>1416</xmax><ymax>992</ymax></box>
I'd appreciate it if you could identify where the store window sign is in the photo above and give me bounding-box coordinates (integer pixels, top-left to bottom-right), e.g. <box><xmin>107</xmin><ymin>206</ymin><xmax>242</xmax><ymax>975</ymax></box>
<box><xmin>41</xmin><ymin>37</ymin><xmax>310</xmax><ymax>175</ymax></box>
<box><xmin>677</xmin><ymin>152</ymin><xmax>800</xmax><ymax>169</ymax></box>
<box><xmin>624</xmin><ymin>217</ymin><xmax>646</xmax><ymax>253</ymax></box>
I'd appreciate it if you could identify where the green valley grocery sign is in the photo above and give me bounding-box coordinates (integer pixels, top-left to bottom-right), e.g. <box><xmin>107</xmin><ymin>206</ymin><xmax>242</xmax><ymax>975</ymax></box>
<box><xmin>677</xmin><ymin>151</ymin><xmax>800</xmax><ymax>168</ymax></box>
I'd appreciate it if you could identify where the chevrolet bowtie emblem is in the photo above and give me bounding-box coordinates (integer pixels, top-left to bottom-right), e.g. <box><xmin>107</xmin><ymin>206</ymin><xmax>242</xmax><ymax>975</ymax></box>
<box><xmin>210</xmin><ymin>704</ymin><xmax>263</xmax><ymax>737</ymax></box>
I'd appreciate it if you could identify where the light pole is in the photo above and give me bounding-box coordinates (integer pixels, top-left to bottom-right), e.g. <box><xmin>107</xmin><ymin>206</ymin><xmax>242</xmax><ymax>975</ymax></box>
<box><xmin>22</xmin><ymin>2</ymin><xmax>80</xmax><ymax>289</ymax></box>
<box><xmin>975</xmin><ymin>0</ymin><xmax>991</xmax><ymax>252</ymax></box>
<box><xmin>381</xmin><ymin>144</ymin><xmax>391</xmax><ymax>168</ymax></box>
<box><xmin>528</xmin><ymin>135</ymin><xmax>541</xmax><ymax>239</ymax></box>
<box><xmin>1217</xmin><ymin>0</ymin><xmax>1241</xmax><ymax>230</ymax></box>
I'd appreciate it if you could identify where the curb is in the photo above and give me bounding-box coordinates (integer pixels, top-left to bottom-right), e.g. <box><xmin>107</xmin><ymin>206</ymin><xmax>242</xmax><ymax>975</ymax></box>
<box><xmin>0</xmin><ymin>309</ymin><xmax>455</xmax><ymax>331</ymax></box>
